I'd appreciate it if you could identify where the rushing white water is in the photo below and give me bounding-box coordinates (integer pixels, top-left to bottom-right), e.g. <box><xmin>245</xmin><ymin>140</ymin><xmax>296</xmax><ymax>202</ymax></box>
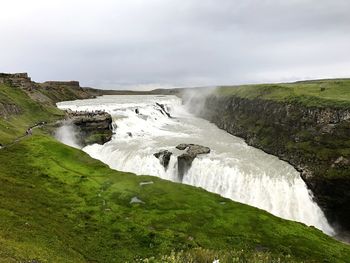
<box><xmin>57</xmin><ymin>95</ymin><xmax>334</xmax><ymax>235</ymax></box>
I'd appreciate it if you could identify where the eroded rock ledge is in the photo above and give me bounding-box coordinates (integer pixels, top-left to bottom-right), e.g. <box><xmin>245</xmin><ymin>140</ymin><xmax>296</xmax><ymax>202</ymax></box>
<box><xmin>176</xmin><ymin>144</ymin><xmax>210</xmax><ymax>180</ymax></box>
<box><xmin>65</xmin><ymin>110</ymin><xmax>113</xmax><ymax>146</ymax></box>
<box><xmin>154</xmin><ymin>144</ymin><xmax>210</xmax><ymax>181</ymax></box>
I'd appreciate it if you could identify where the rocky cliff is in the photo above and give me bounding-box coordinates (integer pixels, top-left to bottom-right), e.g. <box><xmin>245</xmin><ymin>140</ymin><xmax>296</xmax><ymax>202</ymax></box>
<box><xmin>65</xmin><ymin>110</ymin><xmax>113</xmax><ymax>146</ymax></box>
<box><xmin>0</xmin><ymin>73</ymin><xmax>33</xmax><ymax>89</ymax></box>
<box><xmin>186</xmin><ymin>94</ymin><xmax>350</xmax><ymax>233</ymax></box>
<box><xmin>0</xmin><ymin>73</ymin><xmax>93</xmax><ymax>106</ymax></box>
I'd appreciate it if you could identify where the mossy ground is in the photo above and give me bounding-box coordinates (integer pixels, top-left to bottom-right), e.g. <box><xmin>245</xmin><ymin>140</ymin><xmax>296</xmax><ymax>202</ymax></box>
<box><xmin>0</xmin><ymin>83</ymin><xmax>350</xmax><ymax>262</ymax></box>
<box><xmin>218</xmin><ymin>79</ymin><xmax>350</xmax><ymax>108</ymax></box>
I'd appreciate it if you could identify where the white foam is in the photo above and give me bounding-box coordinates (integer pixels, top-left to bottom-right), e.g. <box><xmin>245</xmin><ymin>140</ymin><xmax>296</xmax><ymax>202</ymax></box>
<box><xmin>57</xmin><ymin>95</ymin><xmax>334</xmax><ymax>235</ymax></box>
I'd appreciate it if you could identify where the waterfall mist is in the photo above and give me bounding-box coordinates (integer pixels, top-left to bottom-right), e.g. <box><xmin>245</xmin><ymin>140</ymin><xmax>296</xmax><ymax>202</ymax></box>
<box><xmin>55</xmin><ymin>121</ymin><xmax>81</xmax><ymax>149</ymax></box>
<box><xmin>180</xmin><ymin>87</ymin><xmax>218</xmax><ymax>115</ymax></box>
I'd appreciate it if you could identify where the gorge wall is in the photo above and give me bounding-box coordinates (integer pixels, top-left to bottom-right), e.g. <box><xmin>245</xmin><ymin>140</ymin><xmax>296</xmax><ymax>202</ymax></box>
<box><xmin>186</xmin><ymin>94</ymin><xmax>350</xmax><ymax>233</ymax></box>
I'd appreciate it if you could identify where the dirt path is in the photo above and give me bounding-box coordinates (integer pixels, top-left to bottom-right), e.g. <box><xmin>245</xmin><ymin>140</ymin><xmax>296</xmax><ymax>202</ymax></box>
<box><xmin>0</xmin><ymin>122</ymin><xmax>47</xmax><ymax>149</ymax></box>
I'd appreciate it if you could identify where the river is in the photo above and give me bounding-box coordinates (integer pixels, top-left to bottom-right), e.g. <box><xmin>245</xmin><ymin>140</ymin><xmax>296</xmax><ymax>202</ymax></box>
<box><xmin>57</xmin><ymin>94</ymin><xmax>334</xmax><ymax>235</ymax></box>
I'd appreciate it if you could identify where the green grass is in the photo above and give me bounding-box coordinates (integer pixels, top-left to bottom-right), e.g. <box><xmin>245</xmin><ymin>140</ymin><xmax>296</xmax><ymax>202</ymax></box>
<box><xmin>138</xmin><ymin>248</ymin><xmax>311</xmax><ymax>262</ymax></box>
<box><xmin>0</xmin><ymin>84</ymin><xmax>63</xmax><ymax>144</ymax></box>
<box><xmin>1</xmin><ymin>135</ymin><xmax>350</xmax><ymax>262</ymax></box>
<box><xmin>218</xmin><ymin>79</ymin><xmax>350</xmax><ymax>108</ymax></box>
<box><xmin>1</xmin><ymin>82</ymin><xmax>350</xmax><ymax>262</ymax></box>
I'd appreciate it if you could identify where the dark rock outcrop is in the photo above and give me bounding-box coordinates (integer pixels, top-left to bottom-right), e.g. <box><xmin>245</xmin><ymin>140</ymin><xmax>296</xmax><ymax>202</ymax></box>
<box><xmin>187</xmin><ymin>94</ymin><xmax>350</xmax><ymax>232</ymax></box>
<box><xmin>154</xmin><ymin>150</ymin><xmax>173</xmax><ymax>170</ymax></box>
<box><xmin>42</xmin><ymin>81</ymin><xmax>80</xmax><ymax>88</ymax></box>
<box><xmin>0</xmin><ymin>73</ymin><xmax>32</xmax><ymax>89</ymax></box>
<box><xmin>176</xmin><ymin>144</ymin><xmax>210</xmax><ymax>180</ymax></box>
<box><xmin>66</xmin><ymin>110</ymin><xmax>113</xmax><ymax>146</ymax></box>
<box><xmin>155</xmin><ymin>102</ymin><xmax>172</xmax><ymax>118</ymax></box>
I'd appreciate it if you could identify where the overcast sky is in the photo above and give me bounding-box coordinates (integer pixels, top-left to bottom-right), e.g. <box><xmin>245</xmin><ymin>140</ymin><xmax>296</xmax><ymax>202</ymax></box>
<box><xmin>1</xmin><ymin>0</ymin><xmax>349</xmax><ymax>89</ymax></box>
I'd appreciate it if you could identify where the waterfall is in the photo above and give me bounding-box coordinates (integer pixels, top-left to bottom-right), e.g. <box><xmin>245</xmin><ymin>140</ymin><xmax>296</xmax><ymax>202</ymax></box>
<box><xmin>57</xmin><ymin>95</ymin><xmax>334</xmax><ymax>235</ymax></box>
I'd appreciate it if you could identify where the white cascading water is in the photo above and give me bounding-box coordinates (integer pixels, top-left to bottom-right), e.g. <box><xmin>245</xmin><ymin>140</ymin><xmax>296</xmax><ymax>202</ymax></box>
<box><xmin>57</xmin><ymin>95</ymin><xmax>334</xmax><ymax>235</ymax></box>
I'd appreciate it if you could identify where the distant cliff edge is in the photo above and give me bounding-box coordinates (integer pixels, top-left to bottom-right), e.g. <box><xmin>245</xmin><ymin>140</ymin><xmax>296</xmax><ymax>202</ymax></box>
<box><xmin>184</xmin><ymin>80</ymin><xmax>350</xmax><ymax>235</ymax></box>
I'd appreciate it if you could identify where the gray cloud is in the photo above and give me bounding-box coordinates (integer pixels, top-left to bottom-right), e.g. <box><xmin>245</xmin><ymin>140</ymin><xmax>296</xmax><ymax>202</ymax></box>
<box><xmin>0</xmin><ymin>0</ymin><xmax>349</xmax><ymax>89</ymax></box>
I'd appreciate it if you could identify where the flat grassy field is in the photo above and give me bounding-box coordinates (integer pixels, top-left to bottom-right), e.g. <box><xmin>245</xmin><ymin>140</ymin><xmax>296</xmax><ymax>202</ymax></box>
<box><xmin>218</xmin><ymin>79</ymin><xmax>350</xmax><ymax>108</ymax></box>
<box><xmin>1</xmin><ymin>84</ymin><xmax>350</xmax><ymax>262</ymax></box>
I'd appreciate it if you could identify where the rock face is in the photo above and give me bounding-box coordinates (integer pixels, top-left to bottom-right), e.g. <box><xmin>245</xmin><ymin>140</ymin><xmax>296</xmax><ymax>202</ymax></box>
<box><xmin>187</xmin><ymin>94</ymin><xmax>350</xmax><ymax>232</ymax></box>
<box><xmin>42</xmin><ymin>81</ymin><xmax>80</xmax><ymax>88</ymax></box>
<box><xmin>176</xmin><ymin>144</ymin><xmax>210</xmax><ymax>180</ymax></box>
<box><xmin>66</xmin><ymin>110</ymin><xmax>113</xmax><ymax>146</ymax></box>
<box><xmin>153</xmin><ymin>144</ymin><xmax>210</xmax><ymax>180</ymax></box>
<box><xmin>154</xmin><ymin>150</ymin><xmax>172</xmax><ymax>170</ymax></box>
<box><xmin>0</xmin><ymin>73</ymin><xmax>32</xmax><ymax>89</ymax></box>
<box><xmin>155</xmin><ymin>102</ymin><xmax>172</xmax><ymax>118</ymax></box>
<box><xmin>0</xmin><ymin>73</ymin><xmax>93</xmax><ymax>105</ymax></box>
<box><xmin>0</xmin><ymin>103</ymin><xmax>21</xmax><ymax>118</ymax></box>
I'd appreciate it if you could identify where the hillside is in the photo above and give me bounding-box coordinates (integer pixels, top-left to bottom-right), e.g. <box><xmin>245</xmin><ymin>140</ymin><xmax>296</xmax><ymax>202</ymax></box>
<box><xmin>1</xmin><ymin>75</ymin><xmax>350</xmax><ymax>262</ymax></box>
<box><xmin>187</xmin><ymin>78</ymin><xmax>350</xmax><ymax>236</ymax></box>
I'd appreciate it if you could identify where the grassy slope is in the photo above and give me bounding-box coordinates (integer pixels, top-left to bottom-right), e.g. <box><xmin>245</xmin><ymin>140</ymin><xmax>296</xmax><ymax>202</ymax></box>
<box><xmin>0</xmin><ymin>83</ymin><xmax>63</xmax><ymax>144</ymax></box>
<box><xmin>218</xmin><ymin>79</ymin><xmax>350</xmax><ymax>108</ymax></box>
<box><xmin>0</xmin><ymin>84</ymin><xmax>350</xmax><ymax>262</ymax></box>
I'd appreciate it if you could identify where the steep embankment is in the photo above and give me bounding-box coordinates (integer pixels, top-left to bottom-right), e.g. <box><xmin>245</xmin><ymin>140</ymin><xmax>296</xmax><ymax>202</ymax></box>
<box><xmin>1</xmin><ymin>74</ymin><xmax>350</xmax><ymax>262</ymax></box>
<box><xmin>186</xmin><ymin>79</ymin><xmax>350</xmax><ymax>234</ymax></box>
<box><xmin>0</xmin><ymin>73</ymin><xmax>111</xmax><ymax>146</ymax></box>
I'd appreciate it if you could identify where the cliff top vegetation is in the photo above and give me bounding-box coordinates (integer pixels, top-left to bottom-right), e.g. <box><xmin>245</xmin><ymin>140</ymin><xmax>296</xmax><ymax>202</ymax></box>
<box><xmin>218</xmin><ymin>79</ymin><xmax>350</xmax><ymax>108</ymax></box>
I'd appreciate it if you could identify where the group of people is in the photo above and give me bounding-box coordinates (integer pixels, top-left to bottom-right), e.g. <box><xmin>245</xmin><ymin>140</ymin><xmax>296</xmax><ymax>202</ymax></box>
<box><xmin>0</xmin><ymin>122</ymin><xmax>47</xmax><ymax>150</ymax></box>
<box><xmin>67</xmin><ymin>109</ymin><xmax>106</xmax><ymax>117</ymax></box>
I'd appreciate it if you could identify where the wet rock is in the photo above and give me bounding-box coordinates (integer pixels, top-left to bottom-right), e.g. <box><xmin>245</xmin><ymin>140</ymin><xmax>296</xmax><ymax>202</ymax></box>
<box><xmin>155</xmin><ymin>102</ymin><xmax>171</xmax><ymax>118</ymax></box>
<box><xmin>176</xmin><ymin>144</ymin><xmax>210</xmax><ymax>181</ymax></box>
<box><xmin>176</xmin><ymin>144</ymin><xmax>211</xmax><ymax>155</ymax></box>
<box><xmin>154</xmin><ymin>150</ymin><xmax>172</xmax><ymax>170</ymax></box>
<box><xmin>64</xmin><ymin>110</ymin><xmax>113</xmax><ymax>146</ymax></box>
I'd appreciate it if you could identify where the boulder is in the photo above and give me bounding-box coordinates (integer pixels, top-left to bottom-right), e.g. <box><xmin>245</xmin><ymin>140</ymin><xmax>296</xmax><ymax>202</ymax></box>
<box><xmin>155</xmin><ymin>102</ymin><xmax>171</xmax><ymax>118</ymax></box>
<box><xmin>176</xmin><ymin>144</ymin><xmax>210</xmax><ymax>155</ymax></box>
<box><xmin>176</xmin><ymin>144</ymin><xmax>210</xmax><ymax>181</ymax></box>
<box><xmin>154</xmin><ymin>150</ymin><xmax>172</xmax><ymax>170</ymax></box>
